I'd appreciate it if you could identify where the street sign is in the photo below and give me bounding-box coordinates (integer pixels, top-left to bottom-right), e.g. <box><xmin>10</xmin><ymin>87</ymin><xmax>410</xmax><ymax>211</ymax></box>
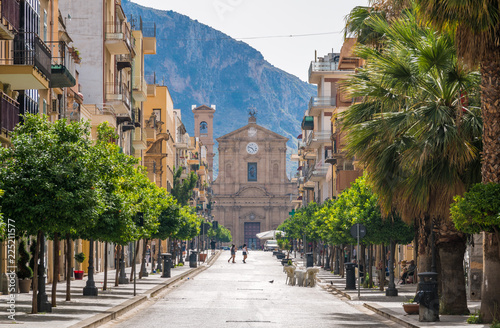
<box><xmin>350</xmin><ymin>223</ymin><xmax>366</xmax><ymax>239</ymax></box>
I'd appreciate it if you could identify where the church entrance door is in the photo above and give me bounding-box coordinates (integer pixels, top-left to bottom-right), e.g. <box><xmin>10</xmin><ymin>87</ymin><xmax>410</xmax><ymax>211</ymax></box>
<box><xmin>244</xmin><ymin>222</ymin><xmax>260</xmax><ymax>250</ymax></box>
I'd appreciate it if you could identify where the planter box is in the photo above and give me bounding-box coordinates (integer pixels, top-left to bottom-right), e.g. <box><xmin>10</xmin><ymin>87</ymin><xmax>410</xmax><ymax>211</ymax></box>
<box><xmin>199</xmin><ymin>253</ymin><xmax>207</xmax><ymax>262</ymax></box>
<box><xmin>74</xmin><ymin>270</ymin><xmax>84</xmax><ymax>280</ymax></box>
<box><xmin>403</xmin><ymin>303</ymin><xmax>419</xmax><ymax>314</ymax></box>
<box><xmin>18</xmin><ymin>279</ymin><xmax>31</xmax><ymax>293</ymax></box>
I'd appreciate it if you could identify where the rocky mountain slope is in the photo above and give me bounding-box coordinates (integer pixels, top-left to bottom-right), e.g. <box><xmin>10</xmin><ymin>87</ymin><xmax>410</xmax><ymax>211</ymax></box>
<box><xmin>123</xmin><ymin>0</ymin><xmax>316</xmax><ymax>177</ymax></box>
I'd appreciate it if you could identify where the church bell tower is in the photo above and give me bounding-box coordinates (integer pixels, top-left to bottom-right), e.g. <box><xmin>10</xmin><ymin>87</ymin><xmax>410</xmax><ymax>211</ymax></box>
<box><xmin>192</xmin><ymin>104</ymin><xmax>216</xmax><ymax>181</ymax></box>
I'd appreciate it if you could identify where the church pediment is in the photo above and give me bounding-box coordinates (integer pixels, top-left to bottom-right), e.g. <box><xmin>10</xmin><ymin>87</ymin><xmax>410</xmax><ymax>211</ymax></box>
<box><xmin>216</xmin><ymin>123</ymin><xmax>288</xmax><ymax>142</ymax></box>
<box><xmin>234</xmin><ymin>186</ymin><xmax>271</xmax><ymax>198</ymax></box>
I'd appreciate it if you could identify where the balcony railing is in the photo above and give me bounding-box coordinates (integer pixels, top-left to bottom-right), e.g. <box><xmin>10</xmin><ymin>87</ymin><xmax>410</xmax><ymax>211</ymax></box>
<box><xmin>46</xmin><ymin>41</ymin><xmax>76</xmax><ymax>87</ymax></box>
<box><xmin>1</xmin><ymin>0</ymin><xmax>20</xmax><ymax>33</ymax></box>
<box><xmin>105</xmin><ymin>21</ymin><xmax>132</xmax><ymax>51</ymax></box>
<box><xmin>308</xmin><ymin>61</ymin><xmax>339</xmax><ymax>76</ymax></box>
<box><xmin>105</xmin><ymin>82</ymin><xmax>131</xmax><ymax>110</ymax></box>
<box><xmin>6</xmin><ymin>32</ymin><xmax>51</xmax><ymax>79</ymax></box>
<box><xmin>0</xmin><ymin>91</ymin><xmax>20</xmax><ymax>133</ymax></box>
<box><xmin>308</xmin><ymin>96</ymin><xmax>336</xmax><ymax>110</ymax></box>
<box><xmin>306</xmin><ymin>131</ymin><xmax>332</xmax><ymax>147</ymax></box>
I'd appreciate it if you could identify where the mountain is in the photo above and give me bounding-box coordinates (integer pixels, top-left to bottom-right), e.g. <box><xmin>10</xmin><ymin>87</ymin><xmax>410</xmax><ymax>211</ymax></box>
<box><xmin>122</xmin><ymin>0</ymin><xmax>316</xmax><ymax>177</ymax></box>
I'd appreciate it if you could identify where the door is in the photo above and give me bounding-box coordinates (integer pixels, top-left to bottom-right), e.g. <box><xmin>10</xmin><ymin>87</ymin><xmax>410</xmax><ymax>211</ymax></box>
<box><xmin>244</xmin><ymin>222</ymin><xmax>260</xmax><ymax>250</ymax></box>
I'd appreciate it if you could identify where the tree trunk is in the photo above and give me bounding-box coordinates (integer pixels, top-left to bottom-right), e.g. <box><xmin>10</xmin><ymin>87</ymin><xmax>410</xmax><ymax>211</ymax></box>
<box><xmin>51</xmin><ymin>233</ymin><xmax>59</xmax><ymax>307</ymax></box>
<box><xmin>480</xmin><ymin>52</ymin><xmax>500</xmax><ymax>184</ymax></box>
<box><xmin>438</xmin><ymin>234</ymin><xmax>469</xmax><ymax>314</ymax></box>
<box><xmin>379</xmin><ymin>244</ymin><xmax>385</xmax><ymax>291</ymax></box>
<box><xmin>103</xmin><ymin>242</ymin><xmax>108</xmax><ymax>291</ymax></box>
<box><xmin>32</xmin><ymin>231</ymin><xmax>41</xmax><ymax>314</ymax></box>
<box><xmin>368</xmin><ymin>244</ymin><xmax>373</xmax><ymax>288</ymax></box>
<box><xmin>66</xmin><ymin>234</ymin><xmax>71</xmax><ymax>301</ymax></box>
<box><xmin>139</xmin><ymin>239</ymin><xmax>148</xmax><ymax>279</ymax></box>
<box><xmin>481</xmin><ymin>231</ymin><xmax>500</xmax><ymax>323</ymax></box>
<box><xmin>115</xmin><ymin>245</ymin><xmax>120</xmax><ymax>287</ymax></box>
<box><xmin>417</xmin><ymin>215</ymin><xmax>432</xmax><ymax>274</ymax></box>
<box><xmin>130</xmin><ymin>240</ymin><xmax>140</xmax><ymax>282</ymax></box>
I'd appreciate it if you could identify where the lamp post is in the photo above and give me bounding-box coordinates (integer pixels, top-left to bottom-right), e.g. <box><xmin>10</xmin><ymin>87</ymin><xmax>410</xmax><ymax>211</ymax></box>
<box><xmin>83</xmin><ymin>238</ymin><xmax>98</xmax><ymax>296</ymax></box>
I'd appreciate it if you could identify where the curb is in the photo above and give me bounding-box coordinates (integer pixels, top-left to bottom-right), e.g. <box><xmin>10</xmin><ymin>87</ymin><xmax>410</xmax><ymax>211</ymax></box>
<box><xmin>363</xmin><ymin>303</ymin><xmax>419</xmax><ymax>328</ymax></box>
<box><xmin>69</xmin><ymin>250</ymin><xmax>222</xmax><ymax>328</ymax></box>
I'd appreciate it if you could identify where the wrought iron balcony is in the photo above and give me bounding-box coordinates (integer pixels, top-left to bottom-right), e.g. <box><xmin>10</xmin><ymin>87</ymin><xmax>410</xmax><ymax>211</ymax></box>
<box><xmin>0</xmin><ymin>91</ymin><xmax>20</xmax><ymax>134</ymax></box>
<box><xmin>0</xmin><ymin>32</ymin><xmax>51</xmax><ymax>89</ymax></box>
<box><xmin>0</xmin><ymin>0</ymin><xmax>20</xmax><ymax>39</ymax></box>
<box><xmin>46</xmin><ymin>41</ymin><xmax>76</xmax><ymax>88</ymax></box>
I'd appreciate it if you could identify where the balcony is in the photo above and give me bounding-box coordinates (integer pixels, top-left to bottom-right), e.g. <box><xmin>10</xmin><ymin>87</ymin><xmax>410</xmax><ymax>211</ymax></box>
<box><xmin>140</xmin><ymin>18</ymin><xmax>156</xmax><ymax>55</ymax></box>
<box><xmin>308</xmin><ymin>96</ymin><xmax>336</xmax><ymax>116</ymax></box>
<box><xmin>116</xmin><ymin>54</ymin><xmax>132</xmax><ymax>71</ymax></box>
<box><xmin>0</xmin><ymin>91</ymin><xmax>19</xmax><ymax>135</ymax></box>
<box><xmin>291</xmin><ymin>153</ymin><xmax>302</xmax><ymax>162</ymax></box>
<box><xmin>175</xmin><ymin>134</ymin><xmax>189</xmax><ymax>149</ymax></box>
<box><xmin>132</xmin><ymin>75</ymin><xmax>147</xmax><ymax>102</ymax></box>
<box><xmin>0</xmin><ymin>32</ymin><xmax>51</xmax><ymax>89</ymax></box>
<box><xmin>306</xmin><ymin>131</ymin><xmax>332</xmax><ymax>148</ymax></box>
<box><xmin>105</xmin><ymin>82</ymin><xmax>131</xmax><ymax>116</ymax></box>
<box><xmin>105</xmin><ymin>21</ymin><xmax>132</xmax><ymax>55</ymax></box>
<box><xmin>310</xmin><ymin>162</ymin><xmax>329</xmax><ymax>182</ymax></box>
<box><xmin>0</xmin><ymin>0</ymin><xmax>20</xmax><ymax>39</ymax></box>
<box><xmin>197</xmin><ymin>165</ymin><xmax>206</xmax><ymax>176</ymax></box>
<box><xmin>308</xmin><ymin>60</ymin><xmax>354</xmax><ymax>84</ymax></box>
<box><xmin>47</xmin><ymin>41</ymin><xmax>76</xmax><ymax>88</ymax></box>
<box><xmin>133</xmin><ymin>126</ymin><xmax>147</xmax><ymax>150</ymax></box>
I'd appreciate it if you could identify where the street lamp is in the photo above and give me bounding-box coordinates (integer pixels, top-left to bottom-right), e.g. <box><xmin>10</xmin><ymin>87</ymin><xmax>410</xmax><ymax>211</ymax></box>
<box><xmin>83</xmin><ymin>238</ymin><xmax>98</xmax><ymax>296</ymax></box>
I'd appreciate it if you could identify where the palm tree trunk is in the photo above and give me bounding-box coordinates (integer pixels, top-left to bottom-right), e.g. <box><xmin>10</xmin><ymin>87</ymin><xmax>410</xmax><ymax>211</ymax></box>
<box><xmin>32</xmin><ymin>231</ymin><xmax>41</xmax><ymax>314</ymax></box>
<box><xmin>438</xmin><ymin>228</ymin><xmax>469</xmax><ymax>315</ymax></box>
<box><xmin>417</xmin><ymin>215</ymin><xmax>432</xmax><ymax>274</ymax></box>
<box><xmin>481</xmin><ymin>231</ymin><xmax>500</xmax><ymax>323</ymax></box>
<box><xmin>51</xmin><ymin>233</ymin><xmax>59</xmax><ymax>307</ymax></box>
<box><xmin>65</xmin><ymin>234</ymin><xmax>71</xmax><ymax>301</ymax></box>
<box><xmin>103</xmin><ymin>242</ymin><xmax>108</xmax><ymax>291</ymax></box>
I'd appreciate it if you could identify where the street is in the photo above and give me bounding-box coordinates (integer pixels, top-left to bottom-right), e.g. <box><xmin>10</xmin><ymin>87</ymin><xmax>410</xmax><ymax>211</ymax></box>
<box><xmin>103</xmin><ymin>251</ymin><xmax>394</xmax><ymax>328</ymax></box>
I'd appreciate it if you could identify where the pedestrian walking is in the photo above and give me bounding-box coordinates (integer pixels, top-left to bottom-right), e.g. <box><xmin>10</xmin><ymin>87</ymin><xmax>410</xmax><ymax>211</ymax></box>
<box><xmin>228</xmin><ymin>244</ymin><xmax>236</xmax><ymax>263</ymax></box>
<box><xmin>242</xmin><ymin>244</ymin><xmax>248</xmax><ymax>263</ymax></box>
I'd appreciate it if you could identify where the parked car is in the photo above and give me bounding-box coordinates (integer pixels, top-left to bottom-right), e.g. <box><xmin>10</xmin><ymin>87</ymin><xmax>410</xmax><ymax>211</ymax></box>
<box><xmin>264</xmin><ymin>240</ymin><xmax>278</xmax><ymax>251</ymax></box>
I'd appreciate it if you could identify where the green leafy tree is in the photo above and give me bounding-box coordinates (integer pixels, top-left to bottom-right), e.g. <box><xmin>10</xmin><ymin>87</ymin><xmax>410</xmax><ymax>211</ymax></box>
<box><xmin>0</xmin><ymin>114</ymin><xmax>100</xmax><ymax>313</ymax></box>
<box><xmin>171</xmin><ymin>167</ymin><xmax>198</xmax><ymax>206</ymax></box>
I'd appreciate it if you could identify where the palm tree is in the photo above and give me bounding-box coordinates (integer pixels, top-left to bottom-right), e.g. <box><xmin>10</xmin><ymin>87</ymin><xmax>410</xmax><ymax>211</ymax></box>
<box><xmin>342</xmin><ymin>9</ymin><xmax>482</xmax><ymax>314</ymax></box>
<box><xmin>415</xmin><ymin>0</ymin><xmax>500</xmax><ymax>322</ymax></box>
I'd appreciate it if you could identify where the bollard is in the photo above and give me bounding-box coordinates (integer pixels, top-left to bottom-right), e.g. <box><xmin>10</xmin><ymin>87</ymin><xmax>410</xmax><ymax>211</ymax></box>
<box><xmin>414</xmin><ymin>272</ymin><xmax>439</xmax><ymax>322</ymax></box>
<box><xmin>344</xmin><ymin>262</ymin><xmax>356</xmax><ymax>290</ymax></box>
<box><xmin>161</xmin><ymin>253</ymin><xmax>171</xmax><ymax>278</ymax></box>
<box><xmin>306</xmin><ymin>252</ymin><xmax>314</xmax><ymax>268</ymax></box>
<box><xmin>189</xmin><ymin>251</ymin><xmax>198</xmax><ymax>268</ymax></box>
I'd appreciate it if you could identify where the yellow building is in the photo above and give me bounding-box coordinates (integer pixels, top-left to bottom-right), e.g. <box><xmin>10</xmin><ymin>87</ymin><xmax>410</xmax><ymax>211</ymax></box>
<box><xmin>143</xmin><ymin>85</ymin><xmax>176</xmax><ymax>191</ymax></box>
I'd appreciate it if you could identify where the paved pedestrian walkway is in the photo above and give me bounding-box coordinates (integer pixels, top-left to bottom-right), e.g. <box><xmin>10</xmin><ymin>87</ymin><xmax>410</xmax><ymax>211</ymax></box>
<box><xmin>0</xmin><ymin>251</ymin><xmax>218</xmax><ymax>327</ymax></box>
<box><xmin>312</xmin><ymin>264</ymin><xmax>489</xmax><ymax>328</ymax></box>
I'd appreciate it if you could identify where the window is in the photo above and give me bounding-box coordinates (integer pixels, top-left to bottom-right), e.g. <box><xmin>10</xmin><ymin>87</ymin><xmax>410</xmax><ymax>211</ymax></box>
<box><xmin>248</xmin><ymin>162</ymin><xmax>257</xmax><ymax>182</ymax></box>
<box><xmin>200</xmin><ymin>121</ymin><xmax>208</xmax><ymax>134</ymax></box>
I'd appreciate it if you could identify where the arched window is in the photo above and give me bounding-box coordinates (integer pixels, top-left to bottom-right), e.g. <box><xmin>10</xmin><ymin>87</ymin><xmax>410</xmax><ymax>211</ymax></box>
<box><xmin>273</xmin><ymin>163</ymin><xmax>279</xmax><ymax>178</ymax></box>
<box><xmin>200</xmin><ymin>121</ymin><xmax>208</xmax><ymax>134</ymax></box>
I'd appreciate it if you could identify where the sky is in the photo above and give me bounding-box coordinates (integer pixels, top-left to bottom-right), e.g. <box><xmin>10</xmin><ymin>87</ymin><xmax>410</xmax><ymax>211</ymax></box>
<box><xmin>130</xmin><ymin>0</ymin><xmax>369</xmax><ymax>81</ymax></box>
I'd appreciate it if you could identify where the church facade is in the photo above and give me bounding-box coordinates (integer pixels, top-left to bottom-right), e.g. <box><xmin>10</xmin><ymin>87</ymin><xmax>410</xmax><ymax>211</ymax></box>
<box><xmin>211</xmin><ymin>115</ymin><xmax>296</xmax><ymax>248</ymax></box>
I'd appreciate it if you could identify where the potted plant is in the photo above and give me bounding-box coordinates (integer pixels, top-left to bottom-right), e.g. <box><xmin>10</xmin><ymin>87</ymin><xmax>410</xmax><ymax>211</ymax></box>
<box><xmin>17</xmin><ymin>239</ymin><xmax>33</xmax><ymax>293</ymax></box>
<box><xmin>403</xmin><ymin>298</ymin><xmax>419</xmax><ymax>314</ymax></box>
<box><xmin>74</xmin><ymin>252</ymin><xmax>86</xmax><ymax>279</ymax></box>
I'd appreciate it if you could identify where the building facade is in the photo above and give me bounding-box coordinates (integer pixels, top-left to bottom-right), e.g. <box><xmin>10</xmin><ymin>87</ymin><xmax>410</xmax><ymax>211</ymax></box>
<box><xmin>212</xmin><ymin>115</ymin><xmax>295</xmax><ymax>248</ymax></box>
